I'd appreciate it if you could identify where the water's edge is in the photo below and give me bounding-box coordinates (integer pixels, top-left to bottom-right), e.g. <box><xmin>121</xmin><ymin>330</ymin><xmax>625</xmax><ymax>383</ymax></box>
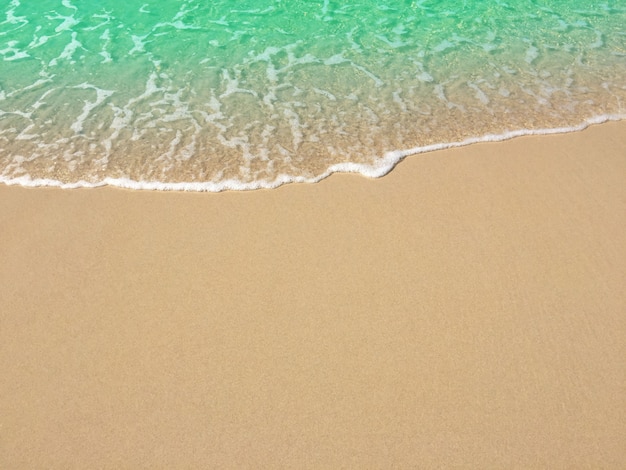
<box><xmin>2</xmin><ymin>114</ymin><xmax>623</xmax><ymax>192</ymax></box>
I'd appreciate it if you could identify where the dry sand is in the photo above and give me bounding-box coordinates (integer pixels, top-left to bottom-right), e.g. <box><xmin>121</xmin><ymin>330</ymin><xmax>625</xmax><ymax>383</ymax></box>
<box><xmin>1</xmin><ymin>121</ymin><xmax>625</xmax><ymax>468</ymax></box>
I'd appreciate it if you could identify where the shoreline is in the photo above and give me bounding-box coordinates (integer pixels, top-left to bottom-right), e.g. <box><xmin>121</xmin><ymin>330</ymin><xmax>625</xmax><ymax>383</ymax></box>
<box><xmin>2</xmin><ymin>115</ymin><xmax>625</xmax><ymax>192</ymax></box>
<box><xmin>1</xmin><ymin>120</ymin><xmax>625</xmax><ymax>467</ymax></box>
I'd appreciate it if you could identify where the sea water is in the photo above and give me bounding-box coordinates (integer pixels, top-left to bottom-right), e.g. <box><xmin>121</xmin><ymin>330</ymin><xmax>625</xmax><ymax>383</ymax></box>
<box><xmin>1</xmin><ymin>0</ymin><xmax>625</xmax><ymax>191</ymax></box>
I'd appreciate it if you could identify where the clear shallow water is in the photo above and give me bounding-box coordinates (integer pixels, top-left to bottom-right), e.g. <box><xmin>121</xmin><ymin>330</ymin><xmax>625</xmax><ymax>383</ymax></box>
<box><xmin>1</xmin><ymin>0</ymin><xmax>625</xmax><ymax>191</ymax></box>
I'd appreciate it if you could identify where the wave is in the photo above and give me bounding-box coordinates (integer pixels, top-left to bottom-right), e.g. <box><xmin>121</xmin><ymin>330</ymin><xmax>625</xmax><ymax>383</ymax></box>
<box><xmin>2</xmin><ymin>114</ymin><xmax>623</xmax><ymax>192</ymax></box>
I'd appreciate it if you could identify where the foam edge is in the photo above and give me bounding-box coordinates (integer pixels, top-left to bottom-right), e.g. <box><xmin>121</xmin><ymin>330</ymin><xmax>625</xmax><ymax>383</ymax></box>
<box><xmin>1</xmin><ymin>114</ymin><xmax>624</xmax><ymax>192</ymax></box>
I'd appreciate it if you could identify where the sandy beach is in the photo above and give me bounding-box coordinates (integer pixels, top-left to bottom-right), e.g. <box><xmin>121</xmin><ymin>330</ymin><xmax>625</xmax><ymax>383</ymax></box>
<box><xmin>1</xmin><ymin>121</ymin><xmax>625</xmax><ymax>468</ymax></box>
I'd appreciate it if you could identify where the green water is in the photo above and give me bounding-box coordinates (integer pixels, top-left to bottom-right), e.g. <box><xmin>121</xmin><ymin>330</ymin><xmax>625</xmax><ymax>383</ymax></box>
<box><xmin>1</xmin><ymin>0</ymin><xmax>625</xmax><ymax>190</ymax></box>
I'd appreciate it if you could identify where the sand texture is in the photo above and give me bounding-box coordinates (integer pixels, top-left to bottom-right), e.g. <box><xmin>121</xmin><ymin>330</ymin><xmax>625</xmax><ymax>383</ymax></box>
<box><xmin>1</xmin><ymin>121</ymin><xmax>625</xmax><ymax>468</ymax></box>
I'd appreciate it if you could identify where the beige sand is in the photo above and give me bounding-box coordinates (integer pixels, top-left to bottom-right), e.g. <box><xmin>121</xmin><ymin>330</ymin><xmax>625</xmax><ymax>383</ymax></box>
<box><xmin>1</xmin><ymin>121</ymin><xmax>625</xmax><ymax>468</ymax></box>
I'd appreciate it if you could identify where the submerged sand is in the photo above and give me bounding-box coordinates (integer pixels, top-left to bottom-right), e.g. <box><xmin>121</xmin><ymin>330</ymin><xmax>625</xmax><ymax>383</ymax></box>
<box><xmin>1</xmin><ymin>121</ymin><xmax>625</xmax><ymax>468</ymax></box>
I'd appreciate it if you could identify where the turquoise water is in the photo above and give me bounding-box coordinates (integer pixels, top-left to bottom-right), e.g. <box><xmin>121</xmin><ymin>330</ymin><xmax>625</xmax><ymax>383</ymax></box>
<box><xmin>1</xmin><ymin>0</ymin><xmax>625</xmax><ymax>190</ymax></box>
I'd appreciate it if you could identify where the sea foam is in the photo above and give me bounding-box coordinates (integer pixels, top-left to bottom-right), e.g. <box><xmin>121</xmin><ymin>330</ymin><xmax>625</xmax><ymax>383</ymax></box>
<box><xmin>1</xmin><ymin>0</ymin><xmax>625</xmax><ymax>191</ymax></box>
<box><xmin>2</xmin><ymin>114</ymin><xmax>623</xmax><ymax>192</ymax></box>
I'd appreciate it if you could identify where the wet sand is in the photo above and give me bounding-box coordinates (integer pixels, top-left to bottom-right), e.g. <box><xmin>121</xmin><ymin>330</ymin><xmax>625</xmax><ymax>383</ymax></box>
<box><xmin>1</xmin><ymin>121</ymin><xmax>625</xmax><ymax>468</ymax></box>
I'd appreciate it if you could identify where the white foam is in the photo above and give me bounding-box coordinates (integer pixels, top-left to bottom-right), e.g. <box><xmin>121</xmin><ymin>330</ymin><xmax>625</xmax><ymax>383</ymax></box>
<box><xmin>0</xmin><ymin>40</ymin><xmax>29</xmax><ymax>60</ymax></box>
<box><xmin>48</xmin><ymin>11</ymin><xmax>78</xmax><ymax>33</ymax></box>
<box><xmin>27</xmin><ymin>34</ymin><xmax>50</xmax><ymax>49</ymax></box>
<box><xmin>48</xmin><ymin>31</ymin><xmax>82</xmax><ymax>66</ymax></box>
<box><xmin>128</xmin><ymin>34</ymin><xmax>148</xmax><ymax>54</ymax></box>
<box><xmin>61</xmin><ymin>0</ymin><xmax>77</xmax><ymax>10</ymax></box>
<box><xmin>4</xmin><ymin>0</ymin><xmax>27</xmax><ymax>26</ymax></box>
<box><xmin>69</xmin><ymin>83</ymin><xmax>114</xmax><ymax>134</ymax></box>
<box><xmin>2</xmin><ymin>115</ymin><xmax>623</xmax><ymax>193</ymax></box>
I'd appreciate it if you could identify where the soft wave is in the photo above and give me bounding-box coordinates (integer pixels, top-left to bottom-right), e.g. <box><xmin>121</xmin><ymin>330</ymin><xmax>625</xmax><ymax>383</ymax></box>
<box><xmin>3</xmin><ymin>114</ymin><xmax>623</xmax><ymax>192</ymax></box>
